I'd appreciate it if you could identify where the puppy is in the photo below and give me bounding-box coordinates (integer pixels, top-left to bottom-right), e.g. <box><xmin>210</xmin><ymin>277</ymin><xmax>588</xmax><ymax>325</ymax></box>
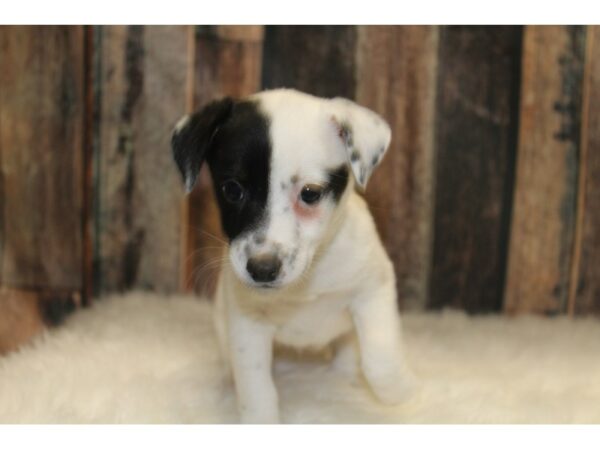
<box><xmin>172</xmin><ymin>89</ymin><xmax>416</xmax><ymax>423</ymax></box>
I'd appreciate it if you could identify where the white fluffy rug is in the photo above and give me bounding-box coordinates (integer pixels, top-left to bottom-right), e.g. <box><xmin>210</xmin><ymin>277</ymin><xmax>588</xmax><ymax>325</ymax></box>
<box><xmin>0</xmin><ymin>292</ymin><xmax>599</xmax><ymax>424</ymax></box>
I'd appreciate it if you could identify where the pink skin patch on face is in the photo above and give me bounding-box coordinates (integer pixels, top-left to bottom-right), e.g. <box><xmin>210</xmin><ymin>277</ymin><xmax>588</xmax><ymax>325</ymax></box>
<box><xmin>293</xmin><ymin>199</ymin><xmax>321</xmax><ymax>220</ymax></box>
<box><xmin>290</xmin><ymin>187</ymin><xmax>322</xmax><ymax>220</ymax></box>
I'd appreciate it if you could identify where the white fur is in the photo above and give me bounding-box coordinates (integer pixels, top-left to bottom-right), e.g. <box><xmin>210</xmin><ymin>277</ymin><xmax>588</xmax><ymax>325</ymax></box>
<box><xmin>174</xmin><ymin>114</ymin><xmax>190</xmax><ymax>133</ymax></box>
<box><xmin>1</xmin><ymin>292</ymin><xmax>599</xmax><ymax>424</ymax></box>
<box><xmin>216</xmin><ymin>90</ymin><xmax>413</xmax><ymax>423</ymax></box>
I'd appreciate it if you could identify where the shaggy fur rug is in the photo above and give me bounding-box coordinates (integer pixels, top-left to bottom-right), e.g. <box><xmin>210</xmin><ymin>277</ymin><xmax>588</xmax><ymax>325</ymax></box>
<box><xmin>0</xmin><ymin>292</ymin><xmax>599</xmax><ymax>424</ymax></box>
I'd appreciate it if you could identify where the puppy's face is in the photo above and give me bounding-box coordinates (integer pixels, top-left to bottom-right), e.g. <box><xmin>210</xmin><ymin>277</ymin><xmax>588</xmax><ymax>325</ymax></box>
<box><xmin>172</xmin><ymin>89</ymin><xmax>391</xmax><ymax>290</ymax></box>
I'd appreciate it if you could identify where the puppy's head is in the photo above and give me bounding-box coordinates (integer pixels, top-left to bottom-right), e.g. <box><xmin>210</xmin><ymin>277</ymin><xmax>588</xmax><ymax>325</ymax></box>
<box><xmin>172</xmin><ymin>89</ymin><xmax>391</xmax><ymax>289</ymax></box>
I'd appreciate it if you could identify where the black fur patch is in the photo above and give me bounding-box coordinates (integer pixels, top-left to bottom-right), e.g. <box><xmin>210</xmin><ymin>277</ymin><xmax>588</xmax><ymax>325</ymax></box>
<box><xmin>325</xmin><ymin>165</ymin><xmax>349</xmax><ymax>202</ymax></box>
<box><xmin>207</xmin><ymin>101</ymin><xmax>272</xmax><ymax>240</ymax></box>
<box><xmin>171</xmin><ymin>97</ymin><xmax>234</xmax><ymax>191</ymax></box>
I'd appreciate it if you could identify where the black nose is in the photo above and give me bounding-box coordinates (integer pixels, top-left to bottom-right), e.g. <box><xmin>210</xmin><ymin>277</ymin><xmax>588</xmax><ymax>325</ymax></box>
<box><xmin>246</xmin><ymin>254</ymin><xmax>282</xmax><ymax>283</ymax></box>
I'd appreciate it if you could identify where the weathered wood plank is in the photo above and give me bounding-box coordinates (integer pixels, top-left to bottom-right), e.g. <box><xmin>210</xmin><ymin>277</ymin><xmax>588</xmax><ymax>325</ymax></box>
<box><xmin>83</xmin><ymin>25</ymin><xmax>95</xmax><ymax>304</ymax></box>
<box><xmin>0</xmin><ymin>26</ymin><xmax>85</xmax><ymax>290</ymax></box>
<box><xmin>95</xmin><ymin>26</ymin><xmax>190</xmax><ymax>293</ymax></box>
<box><xmin>0</xmin><ymin>288</ymin><xmax>45</xmax><ymax>355</ymax></box>
<box><xmin>184</xmin><ymin>26</ymin><xmax>264</xmax><ymax>295</ymax></box>
<box><xmin>0</xmin><ymin>287</ymin><xmax>79</xmax><ymax>355</ymax></box>
<box><xmin>571</xmin><ymin>26</ymin><xmax>600</xmax><ymax>315</ymax></box>
<box><xmin>262</xmin><ymin>25</ymin><xmax>357</xmax><ymax>98</ymax></box>
<box><xmin>505</xmin><ymin>26</ymin><xmax>585</xmax><ymax>315</ymax></box>
<box><xmin>356</xmin><ymin>26</ymin><xmax>438</xmax><ymax>310</ymax></box>
<box><xmin>430</xmin><ymin>26</ymin><xmax>523</xmax><ymax>313</ymax></box>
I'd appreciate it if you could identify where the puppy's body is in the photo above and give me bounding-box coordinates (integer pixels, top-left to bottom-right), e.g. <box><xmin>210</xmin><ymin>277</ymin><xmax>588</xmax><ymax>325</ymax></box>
<box><xmin>172</xmin><ymin>89</ymin><xmax>415</xmax><ymax>423</ymax></box>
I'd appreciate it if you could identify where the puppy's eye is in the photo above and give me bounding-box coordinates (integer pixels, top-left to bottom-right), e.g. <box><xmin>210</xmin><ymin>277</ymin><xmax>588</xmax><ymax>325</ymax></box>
<box><xmin>300</xmin><ymin>184</ymin><xmax>324</xmax><ymax>205</ymax></box>
<box><xmin>221</xmin><ymin>180</ymin><xmax>245</xmax><ymax>204</ymax></box>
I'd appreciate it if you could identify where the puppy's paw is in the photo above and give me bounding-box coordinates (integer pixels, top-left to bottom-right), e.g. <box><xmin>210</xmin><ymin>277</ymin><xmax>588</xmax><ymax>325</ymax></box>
<box><xmin>368</xmin><ymin>366</ymin><xmax>420</xmax><ymax>405</ymax></box>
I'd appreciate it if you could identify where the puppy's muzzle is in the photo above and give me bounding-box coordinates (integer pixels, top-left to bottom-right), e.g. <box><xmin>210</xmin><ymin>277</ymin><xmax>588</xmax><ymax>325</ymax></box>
<box><xmin>246</xmin><ymin>253</ymin><xmax>282</xmax><ymax>283</ymax></box>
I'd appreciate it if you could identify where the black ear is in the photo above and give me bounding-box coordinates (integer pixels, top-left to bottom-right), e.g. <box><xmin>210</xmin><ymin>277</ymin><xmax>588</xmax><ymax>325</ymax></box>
<box><xmin>171</xmin><ymin>97</ymin><xmax>234</xmax><ymax>192</ymax></box>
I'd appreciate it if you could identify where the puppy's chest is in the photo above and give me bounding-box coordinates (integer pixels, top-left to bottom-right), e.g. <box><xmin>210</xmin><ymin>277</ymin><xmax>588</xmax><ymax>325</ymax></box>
<box><xmin>268</xmin><ymin>293</ymin><xmax>354</xmax><ymax>349</ymax></box>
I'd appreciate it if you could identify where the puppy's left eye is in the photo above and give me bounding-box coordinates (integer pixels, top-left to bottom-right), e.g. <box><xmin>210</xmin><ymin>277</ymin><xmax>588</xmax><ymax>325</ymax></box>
<box><xmin>221</xmin><ymin>179</ymin><xmax>245</xmax><ymax>204</ymax></box>
<box><xmin>300</xmin><ymin>184</ymin><xmax>324</xmax><ymax>205</ymax></box>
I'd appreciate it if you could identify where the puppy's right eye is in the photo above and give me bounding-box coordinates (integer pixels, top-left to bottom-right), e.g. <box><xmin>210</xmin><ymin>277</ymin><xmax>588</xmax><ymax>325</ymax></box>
<box><xmin>300</xmin><ymin>184</ymin><xmax>324</xmax><ymax>205</ymax></box>
<box><xmin>221</xmin><ymin>180</ymin><xmax>245</xmax><ymax>204</ymax></box>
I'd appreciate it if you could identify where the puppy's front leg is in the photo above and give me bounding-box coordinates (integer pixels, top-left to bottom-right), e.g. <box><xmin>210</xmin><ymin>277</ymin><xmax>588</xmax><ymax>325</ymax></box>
<box><xmin>228</xmin><ymin>310</ymin><xmax>279</xmax><ymax>423</ymax></box>
<box><xmin>350</xmin><ymin>280</ymin><xmax>417</xmax><ymax>405</ymax></box>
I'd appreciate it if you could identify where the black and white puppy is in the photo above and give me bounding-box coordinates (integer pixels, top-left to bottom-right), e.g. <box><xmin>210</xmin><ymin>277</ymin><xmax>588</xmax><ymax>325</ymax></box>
<box><xmin>172</xmin><ymin>89</ymin><xmax>416</xmax><ymax>423</ymax></box>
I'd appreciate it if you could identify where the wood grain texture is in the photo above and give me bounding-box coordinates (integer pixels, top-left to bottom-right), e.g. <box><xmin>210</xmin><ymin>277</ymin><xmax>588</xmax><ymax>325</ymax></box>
<box><xmin>0</xmin><ymin>287</ymin><xmax>79</xmax><ymax>355</ymax></box>
<box><xmin>571</xmin><ymin>26</ymin><xmax>600</xmax><ymax>315</ymax></box>
<box><xmin>505</xmin><ymin>26</ymin><xmax>585</xmax><ymax>315</ymax></box>
<box><xmin>83</xmin><ymin>25</ymin><xmax>95</xmax><ymax>304</ymax></box>
<box><xmin>356</xmin><ymin>26</ymin><xmax>438</xmax><ymax>310</ymax></box>
<box><xmin>184</xmin><ymin>26</ymin><xmax>264</xmax><ymax>295</ymax></box>
<box><xmin>95</xmin><ymin>26</ymin><xmax>190</xmax><ymax>293</ymax></box>
<box><xmin>430</xmin><ymin>26</ymin><xmax>523</xmax><ymax>313</ymax></box>
<box><xmin>262</xmin><ymin>26</ymin><xmax>357</xmax><ymax>98</ymax></box>
<box><xmin>0</xmin><ymin>288</ymin><xmax>45</xmax><ymax>355</ymax></box>
<box><xmin>0</xmin><ymin>26</ymin><xmax>85</xmax><ymax>290</ymax></box>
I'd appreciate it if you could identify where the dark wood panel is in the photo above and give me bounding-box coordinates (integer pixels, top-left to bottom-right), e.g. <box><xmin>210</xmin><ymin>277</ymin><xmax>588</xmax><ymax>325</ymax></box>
<box><xmin>0</xmin><ymin>26</ymin><xmax>85</xmax><ymax>290</ymax></box>
<box><xmin>505</xmin><ymin>26</ymin><xmax>585</xmax><ymax>315</ymax></box>
<box><xmin>357</xmin><ymin>26</ymin><xmax>438</xmax><ymax>310</ymax></box>
<box><xmin>184</xmin><ymin>26</ymin><xmax>264</xmax><ymax>296</ymax></box>
<box><xmin>571</xmin><ymin>26</ymin><xmax>600</xmax><ymax>315</ymax></box>
<box><xmin>82</xmin><ymin>25</ymin><xmax>95</xmax><ymax>304</ymax></box>
<box><xmin>95</xmin><ymin>26</ymin><xmax>190</xmax><ymax>293</ymax></box>
<box><xmin>430</xmin><ymin>26</ymin><xmax>523</xmax><ymax>313</ymax></box>
<box><xmin>262</xmin><ymin>25</ymin><xmax>357</xmax><ymax>98</ymax></box>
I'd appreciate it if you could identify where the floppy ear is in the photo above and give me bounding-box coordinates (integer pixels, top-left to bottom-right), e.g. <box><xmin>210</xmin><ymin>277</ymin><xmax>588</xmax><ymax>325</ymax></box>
<box><xmin>171</xmin><ymin>97</ymin><xmax>234</xmax><ymax>193</ymax></box>
<box><xmin>329</xmin><ymin>97</ymin><xmax>392</xmax><ymax>189</ymax></box>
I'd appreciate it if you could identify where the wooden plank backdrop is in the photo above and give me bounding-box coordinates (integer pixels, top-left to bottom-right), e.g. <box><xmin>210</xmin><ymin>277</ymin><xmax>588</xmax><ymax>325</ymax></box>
<box><xmin>0</xmin><ymin>26</ymin><xmax>85</xmax><ymax>353</ymax></box>
<box><xmin>355</xmin><ymin>26</ymin><xmax>438</xmax><ymax>310</ymax></box>
<box><xmin>262</xmin><ymin>26</ymin><xmax>357</xmax><ymax>98</ymax></box>
<box><xmin>3</xmin><ymin>24</ymin><xmax>600</xmax><ymax>354</ymax></box>
<box><xmin>505</xmin><ymin>26</ymin><xmax>586</xmax><ymax>315</ymax></box>
<box><xmin>430</xmin><ymin>26</ymin><xmax>523</xmax><ymax>313</ymax></box>
<box><xmin>571</xmin><ymin>26</ymin><xmax>600</xmax><ymax>315</ymax></box>
<box><xmin>94</xmin><ymin>25</ymin><xmax>190</xmax><ymax>294</ymax></box>
<box><xmin>0</xmin><ymin>26</ymin><xmax>85</xmax><ymax>290</ymax></box>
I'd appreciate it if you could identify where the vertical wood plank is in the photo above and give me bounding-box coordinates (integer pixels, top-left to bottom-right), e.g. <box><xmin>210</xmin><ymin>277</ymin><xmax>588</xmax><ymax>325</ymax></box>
<box><xmin>95</xmin><ymin>26</ymin><xmax>190</xmax><ymax>293</ymax></box>
<box><xmin>356</xmin><ymin>26</ymin><xmax>438</xmax><ymax>310</ymax></box>
<box><xmin>0</xmin><ymin>26</ymin><xmax>85</xmax><ymax>290</ymax></box>
<box><xmin>505</xmin><ymin>26</ymin><xmax>585</xmax><ymax>315</ymax></box>
<box><xmin>262</xmin><ymin>26</ymin><xmax>357</xmax><ymax>98</ymax></box>
<box><xmin>571</xmin><ymin>26</ymin><xmax>600</xmax><ymax>315</ymax></box>
<box><xmin>82</xmin><ymin>25</ymin><xmax>95</xmax><ymax>304</ymax></box>
<box><xmin>184</xmin><ymin>26</ymin><xmax>264</xmax><ymax>295</ymax></box>
<box><xmin>0</xmin><ymin>287</ymin><xmax>79</xmax><ymax>355</ymax></box>
<box><xmin>430</xmin><ymin>26</ymin><xmax>523</xmax><ymax>313</ymax></box>
<box><xmin>0</xmin><ymin>288</ymin><xmax>45</xmax><ymax>355</ymax></box>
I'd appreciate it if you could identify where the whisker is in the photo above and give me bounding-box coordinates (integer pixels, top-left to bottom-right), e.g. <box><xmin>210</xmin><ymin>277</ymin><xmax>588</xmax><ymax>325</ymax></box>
<box><xmin>191</xmin><ymin>226</ymin><xmax>228</xmax><ymax>245</ymax></box>
<box><xmin>187</xmin><ymin>255</ymin><xmax>229</xmax><ymax>290</ymax></box>
<box><xmin>181</xmin><ymin>246</ymin><xmax>227</xmax><ymax>271</ymax></box>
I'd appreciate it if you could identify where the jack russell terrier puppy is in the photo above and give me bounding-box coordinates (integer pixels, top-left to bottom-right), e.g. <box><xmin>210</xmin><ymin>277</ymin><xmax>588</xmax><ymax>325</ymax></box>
<box><xmin>172</xmin><ymin>89</ymin><xmax>416</xmax><ymax>423</ymax></box>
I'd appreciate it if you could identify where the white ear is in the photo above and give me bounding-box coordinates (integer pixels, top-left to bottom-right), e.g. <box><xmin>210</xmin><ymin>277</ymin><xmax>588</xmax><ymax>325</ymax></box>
<box><xmin>329</xmin><ymin>97</ymin><xmax>392</xmax><ymax>189</ymax></box>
